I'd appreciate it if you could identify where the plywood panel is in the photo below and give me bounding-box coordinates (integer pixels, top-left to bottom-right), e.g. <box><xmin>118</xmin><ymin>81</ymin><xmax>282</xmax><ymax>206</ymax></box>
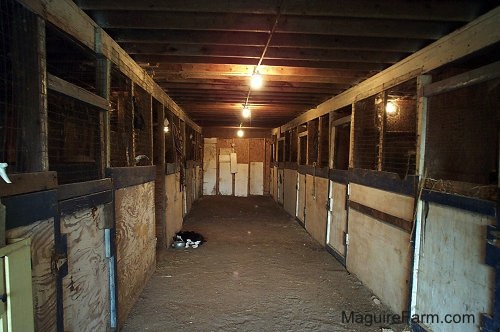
<box><xmin>195</xmin><ymin>166</ymin><xmax>201</xmax><ymax>199</ymax></box>
<box><xmin>6</xmin><ymin>219</ymin><xmax>56</xmax><ymax>332</ymax></box>
<box><xmin>219</xmin><ymin>162</ymin><xmax>232</xmax><ymax>195</ymax></box>
<box><xmin>283</xmin><ymin>169</ymin><xmax>298</xmax><ymax>217</ymax></box>
<box><xmin>185</xmin><ymin>166</ymin><xmax>193</xmax><ymax>213</ymax></box>
<box><xmin>250</xmin><ymin>162</ymin><xmax>264</xmax><ymax>195</ymax></box>
<box><xmin>61</xmin><ymin>205</ymin><xmax>110</xmax><ymax>332</ymax></box>
<box><xmin>166</xmin><ymin>173</ymin><xmax>184</xmax><ymax>246</ymax></box>
<box><xmin>297</xmin><ymin>174</ymin><xmax>306</xmax><ymax>223</ymax></box>
<box><xmin>415</xmin><ymin>203</ymin><xmax>494</xmax><ymax>332</ymax></box>
<box><xmin>249</xmin><ymin>138</ymin><xmax>265</xmax><ymax>162</ymax></box>
<box><xmin>235</xmin><ymin>163</ymin><xmax>249</xmax><ymax>197</ymax></box>
<box><xmin>115</xmin><ymin>182</ymin><xmax>156</xmax><ymax>327</ymax></box>
<box><xmin>350</xmin><ymin>183</ymin><xmax>414</xmax><ymax>221</ymax></box>
<box><xmin>347</xmin><ymin>209</ymin><xmax>411</xmax><ymax>313</ymax></box>
<box><xmin>305</xmin><ymin>175</ymin><xmax>328</xmax><ymax>246</ymax></box>
<box><xmin>233</xmin><ymin>138</ymin><xmax>249</xmax><ymax>163</ymax></box>
<box><xmin>203</xmin><ymin>139</ymin><xmax>217</xmax><ymax>195</ymax></box>
<box><xmin>328</xmin><ymin>182</ymin><xmax>347</xmax><ymax>255</ymax></box>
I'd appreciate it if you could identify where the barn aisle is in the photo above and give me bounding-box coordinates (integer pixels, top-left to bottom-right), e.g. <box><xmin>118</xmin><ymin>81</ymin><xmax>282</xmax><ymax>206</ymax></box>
<box><xmin>123</xmin><ymin>196</ymin><xmax>407</xmax><ymax>331</ymax></box>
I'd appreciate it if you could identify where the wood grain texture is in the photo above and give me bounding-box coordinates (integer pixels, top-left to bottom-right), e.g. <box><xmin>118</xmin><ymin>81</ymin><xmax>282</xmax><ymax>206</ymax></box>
<box><xmin>349</xmin><ymin>183</ymin><xmax>414</xmax><ymax>221</ymax></box>
<box><xmin>60</xmin><ymin>205</ymin><xmax>110</xmax><ymax>332</ymax></box>
<box><xmin>415</xmin><ymin>203</ymin><xmax>495</xmax><ymax>332</ymax></box>
<box><xmin>305</xmin><ymin>175</ymin><xmax>328</xmax><ymax>246</ymax></box>
<box><xmin>115</xmin><ymin>182</ymin><xmax>156</xmax><ymax>327</ymax></box>
<box><xmin>328</xmin><ymin>182</ymin><xmax>347</xmax><ymax>256</ymax></box>
<box><xmin>297</xmin><ymin>174</ymin><xmax>306</xmax><ymax>223</ymax></box>
<box><xmin>347</xmin><ymin>209</ymin><xmax>411</xmax><ymax>313</ymax></box>
<box><xmin>233</xmin><ymin>138</ymin><xmax>249</xmax><ymax>163</ymax></box>
<box><xmin>283</xmin><ymin>169</ymin><xmax>297</xmax><ymax>217</ymax></box>
<box><xmin>203</xmin><ymin>140</ymin><xmax>217</xmax><ymax>195</ymax></box>
<box><xmin>249</xmin><ymin>138</ymin><xmax>265</xmax><ymax>162</ymax></box>
<box><xmin>166</xmin><ymin>173</ymin><xmax>184</xmax><ymax>246</ymax></box>
<box><xmin>235</xmin><ymin>164</ymin><xmax>249</xmax><ymax>197</ymax></box>
<box><xmin>6</xmin><ymin>219</ymin><xmax>56</xmax><ymax>332</ymax></box>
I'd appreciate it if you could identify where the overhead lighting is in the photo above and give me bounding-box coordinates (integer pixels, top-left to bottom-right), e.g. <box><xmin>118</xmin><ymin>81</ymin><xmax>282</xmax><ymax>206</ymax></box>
<box><xmin>163</xmin><ymin>118</ymin><xmax>170</xmax><ymax>133</ymax></box>
<box><xmin>242</xmin><ymin>106</ymin><xmax>251</xmax><ymax>118</ymax></box>
<box><xmin>237</xmin><ymin>129</ymin><xmax>244</xmax><ymax>137</ymax></box>
<box><xmin>386</xmin><ymin>101</ymin><xmax>398</xmax><ymax>115</ymax></box>
<box><xmin>250</xmin><ymin>73</ymin><xmax>263</xmax><ymax>90</ymax></box>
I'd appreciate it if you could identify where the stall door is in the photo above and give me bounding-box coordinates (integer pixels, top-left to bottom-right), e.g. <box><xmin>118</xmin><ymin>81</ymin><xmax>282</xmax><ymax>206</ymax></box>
<box><xmin>326</xmin><ymin>181</ymin><xmax>348</xmax><ymax>264</ymax></box>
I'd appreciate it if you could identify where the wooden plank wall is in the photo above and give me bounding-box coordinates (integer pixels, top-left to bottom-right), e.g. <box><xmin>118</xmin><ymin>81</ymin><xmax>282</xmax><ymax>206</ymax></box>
<box><xmin>304</xmin><ymin>175</ymin><xmax>329</xmax><ymax>246</ymax></box>
<box><xmin>283</xmin><ymin>169</ymin><xmax>297</xmax><ymax>217</ymax></box>
<box><xmin>296</xmin><ymin>174</ymin><xmax>306</xmax><ymax>223</ymax></box>
<box><xmin>114</xmin><ymin>182</ymin><xmax>156</xmax><ymax>327</ymax></box>
<box><xmin>165</xmin><ymin>173</ymin><xmax>184</xmax><ymax>246</ymax></box>
<box><xmin>6</xmin><ymin>219</ymin><xmax>56</xmax><ymax>332</ymax></box>
<box><xmin>347</xmin><ymin>184</ymin><xmax>414</xmax><ymax>313</ymax></box>
<box><xmin>327</xmin><ymin>182</ymin><xmax>347</xmax><ymax>255</ymax></box>
<box><xmin>60</xmin><ymin>205</ymin><xmax>110</xmax><ymax>331</ymax></box>
<box><xmin>414</xmin><ymin>204</ymin><xmax>494</xmax><ymax>332</ymax></box>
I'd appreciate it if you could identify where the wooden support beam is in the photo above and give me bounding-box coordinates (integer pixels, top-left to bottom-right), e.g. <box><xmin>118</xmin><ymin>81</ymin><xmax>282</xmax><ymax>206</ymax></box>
<box><xmin>91</xmin><ymin>11</ymin><xmax>452</xmax><ymax>40</ymax></box>
<box><xmin>76</xmin><ymin>0</ymin><xmax>482</xmax><ymax>22</ymax></box>
<box><xmin>280</xmin><ymin>6</ymin><xmax>500</xmax><ymax>132</ymax></box>
<box><xmin>113</xmin><ymin>30</ymin><xmax>428</xmax><ymax>53</ymax></box>
<box><xmin>122</xmin><ymin>44</ymin><xmax>407</xmax><ymax>64</ymax></box>
<box><xmin>423</xmin><ymin>60</ymin><xmax>500</xmax><ymax>97</ymax></box>
<box><xmin>47</xmin><ymin>73</ymin><xmax>109</xmax><ymax>110</ymax></box>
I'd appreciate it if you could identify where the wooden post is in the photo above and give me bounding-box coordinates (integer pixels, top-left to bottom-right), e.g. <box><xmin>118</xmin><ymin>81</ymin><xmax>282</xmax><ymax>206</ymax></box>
<box><xmin>377</xmin><ymin>91</ymin><xmax>387</xmax><ymax>172</ymax></box>
<box><xmin>95</xmin><ymin>28</ymin><xmax>111</xmax><ymax>176</ymax></box>
<box><xmin>348</xmin><ymin>103</ymin><xmax>356</xmax><ymax>169</ymax></box>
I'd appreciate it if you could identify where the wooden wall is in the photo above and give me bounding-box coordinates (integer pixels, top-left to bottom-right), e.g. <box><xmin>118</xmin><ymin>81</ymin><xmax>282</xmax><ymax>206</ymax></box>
<box><xmin>165</xmin><ymin>173</ymin><xmax>184</xmax><ymax>246</ymax></box>
<box><xmin>414</xmin><ymin>203</ymin><xmax>494</xmax><ymax>332</ymax></box>
<box><xmin>304</xmin><ymin>175</ymin><xmax>329</xmax><ymax>246</ymax></box>
<box><xmin>202</xmin><ymin>138</ymin><xmax>270</xmax><ymax>196</ymax></box>
<box><xmin>283</xmin><ymin>169</ymin><xmax>297</xmax><ymax>217</ymax></box>
<box><xmin>347</xmin><ymin>184</ymin><xmax>413</xmax><ymax>313</ymax></box>
<box><xmin>6</xmin><ymin>219</ymin><xmax>56</xmax><ymax>332</ymax></box>
<box><xmin>115</xmin><ymin>182</ymin><xmax>156</xmax><ymax>327</ymax></box>
<box><xmin>60</xmin><ymin>205</ymin><xmax>110</xmax><ymax>331</ymax></box>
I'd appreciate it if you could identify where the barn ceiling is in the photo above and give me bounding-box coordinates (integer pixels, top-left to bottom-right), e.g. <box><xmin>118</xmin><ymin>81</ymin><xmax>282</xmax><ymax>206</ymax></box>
<box><xmin>74</xmin><ymin>0</ymin><xmax>497</xmax><ymax>128</ymax></box>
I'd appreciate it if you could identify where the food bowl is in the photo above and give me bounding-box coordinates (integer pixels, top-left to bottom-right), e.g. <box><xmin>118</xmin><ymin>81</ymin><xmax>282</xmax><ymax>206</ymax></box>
<box><xmin>172</xmin><ymin>240</ymin><xmax>185</xmax><ymax>249</ymax></box>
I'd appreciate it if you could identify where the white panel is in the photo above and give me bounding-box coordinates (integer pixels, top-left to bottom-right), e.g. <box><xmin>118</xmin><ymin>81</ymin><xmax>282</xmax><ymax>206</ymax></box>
<box><xmin>202</xmin><ymin>141</ymin><xmax>217</xmax><ymax>195</ymax></box>
<box><xmin>219</xmin><ymin>154</ymin><xmax>230</xmax><ymax>162</ymax></box>
<box><xmin>234</xmin><ymin>164</ymin><xmax>248</xmax><ymax>197</ymax></box>
<box><xmin>230</xmin><ymin>153</ymin><xmax>237</xmax><ymax>173</ymax></box>
<box><xmin>415</xmin><ymin>203</ymin><xmax>494</xmax><ymax>332</ymax></box>
<box><xmin>219</xmin><ymin>162</ymin><xmax>232</xmax><ymax>195</ymax></box>
<box><xmin>249</xmin><ymin>162</ymin><xmax>264</xmax><ymax>195</ymax></box>
<box><xmin>277</xmin><ymin>169</ymin><xmax>284</xmax><ymax>204</ymax></box>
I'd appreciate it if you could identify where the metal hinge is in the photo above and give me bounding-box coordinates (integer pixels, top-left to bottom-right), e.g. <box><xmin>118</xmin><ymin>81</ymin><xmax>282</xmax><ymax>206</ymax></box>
<box><xmin>344</xmin><ymin>232</ymin><xmax>349</xmax><ymax>246</ymax></box>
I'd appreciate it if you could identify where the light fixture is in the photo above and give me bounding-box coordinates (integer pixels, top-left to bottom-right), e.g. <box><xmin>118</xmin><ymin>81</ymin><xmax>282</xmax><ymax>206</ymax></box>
<box><xmin>250</xmin><ymin>73</ymin><xmax>263</xmax><ymax>90</ymax></box>
<box><xmin>386</xmin><ymin>101</ymin><xmax>398</xmax><ymax>115</ymax></box>
<box><xmin>237</xmin><ymin>129</ymin><xmax>244</xmax><ymax>137</ymax></box>
<box><xmin>242</xmin><ymin>106</ymin><xmax>251</xmax><ymax>118</ymax></box>
<box><xmin>163</xmin><ymin>118</ymin><xmax>169</xmax><ymax>133</ymax></box>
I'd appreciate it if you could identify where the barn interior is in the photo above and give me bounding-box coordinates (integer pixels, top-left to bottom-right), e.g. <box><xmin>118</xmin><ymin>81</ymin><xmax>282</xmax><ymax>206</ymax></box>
<box><xmin>0</xmin><ymin>0</ymin><xmax>499</xmax><ymax>331</ymax></box>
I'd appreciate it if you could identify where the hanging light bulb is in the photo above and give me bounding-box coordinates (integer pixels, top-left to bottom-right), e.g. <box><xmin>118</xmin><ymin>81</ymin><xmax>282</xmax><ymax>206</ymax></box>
<box><xmin>250</xmin><ymin>73</ymin><xmax>263</xmax><ymax>90</ymax></box>
<box><xmin>386</xmin><ymin>101</ymin><xmax>398</xmax><ymax>114</ymax></box>
<box><xmin>237</xmin><ymin>129</ymin><xmax>244</xmax><ymax>137</ymax></box>
<box><xmin>242</xmin><ymin>106</ymin><xmax>251</xmax><ymax>118</ymax></box>
<box><xmin>163</xmin><ymin>118</ymin><xmax>170</xmax><ymax>133</ymax></box>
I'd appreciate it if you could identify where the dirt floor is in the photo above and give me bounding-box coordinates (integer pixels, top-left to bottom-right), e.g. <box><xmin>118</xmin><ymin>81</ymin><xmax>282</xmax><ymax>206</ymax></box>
<box><xmin>122</xmin><ymin>196</ymin><xmax>409</xmax><ymax>331</ymax></box>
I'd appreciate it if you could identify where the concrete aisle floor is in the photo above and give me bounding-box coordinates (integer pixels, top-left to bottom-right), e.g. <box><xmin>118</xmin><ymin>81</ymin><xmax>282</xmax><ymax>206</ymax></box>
<box><xmin>123</xmin><ymin>196</ymin><xmax>408</xmax><ymax>332</ymax></box>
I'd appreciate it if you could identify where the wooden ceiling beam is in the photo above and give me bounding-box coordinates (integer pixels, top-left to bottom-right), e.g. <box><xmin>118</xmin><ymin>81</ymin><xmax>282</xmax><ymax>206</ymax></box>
<box><xmin>112</xmin><ymin>30</ymin><xmax>428</xmax><ymax>53</ymax></box>
<box><xmin>133</xmin><ymin>55</ymin><xmax>390</xmax><ymax>71</ymax></box>
<box><xmin>90</xmin><ymin>12</ymin><xmax>453</xmax><ymax>39</ymax></box>
<box><xmin>123</xmin><ymin>44</ymin><xmax>407</xmax><ymax>64</ymax></box>
<box><xmin>161</xmin><ymin>83</ymin><xmax>346</xmax><ymax>95</ymax></box>
<box><xmin>152</xmin><ymin>63</ymin><xmax>372</xmax><ymax>79</ymax></box>
<box><xmin>77</xmin><ymin>0</ymin><xmax>483</xmax><ymax>22</ymax></box>
<box><xmin>155</xmin><ymin>74</ymin><xmax>363</xmax><ymax>85</ymax></box>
